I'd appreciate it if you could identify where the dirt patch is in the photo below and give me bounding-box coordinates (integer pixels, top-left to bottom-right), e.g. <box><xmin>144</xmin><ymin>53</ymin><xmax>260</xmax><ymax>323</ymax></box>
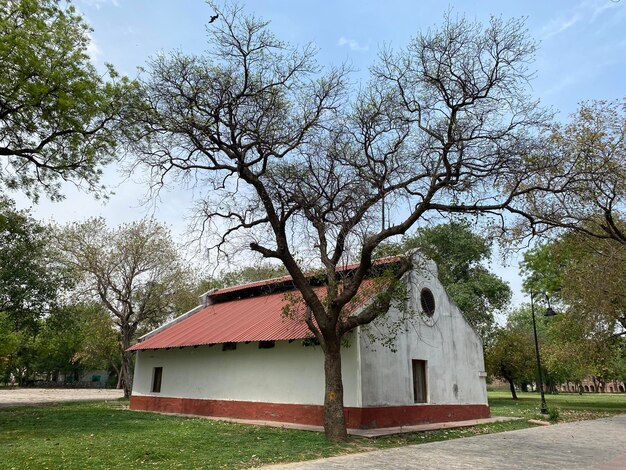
<box><xmin>0</xmin><ymin>388</ymin><xmax>124</xmax><ymax>407</ymax></box>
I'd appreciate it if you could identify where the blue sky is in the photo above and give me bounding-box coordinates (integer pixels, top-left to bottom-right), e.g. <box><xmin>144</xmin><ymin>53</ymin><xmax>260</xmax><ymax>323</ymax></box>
<box><xmin>16</xmin><ymin>0</ymin><xmax>626</xmax><ymax>305</ymax></box>
<box><xmin>79</xmin><ymin>0</ymin><xmax>626</xmax><ymax>116</ymax></box>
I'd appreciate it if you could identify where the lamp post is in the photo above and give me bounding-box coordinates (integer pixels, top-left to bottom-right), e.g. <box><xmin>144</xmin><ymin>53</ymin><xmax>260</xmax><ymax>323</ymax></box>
<box><xmin>530</xmin><ymin>291</ymin><xmax>556</xmax><ymax>415</ymax></box>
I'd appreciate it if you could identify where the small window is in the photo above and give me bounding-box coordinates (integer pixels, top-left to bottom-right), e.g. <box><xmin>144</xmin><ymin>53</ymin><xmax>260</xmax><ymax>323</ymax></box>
<box><xmin>151</xmin><ymin>367</ymin><xmax>163</xmax><ymax>393</ymax></box>
<box><xmin>412</xmin><ymin>360</ymin><xmax>427</xmax><ymax>403</ymax></box>
<box><xmin>222</xmin><ymin>342</ymin><xmax>237</xmax><ymax>351</ymax></box>
<box><xmin>420</xmin><ymin>288</ymin><xmax>436</xmax><ymax>317</ymax></box>
<box><xmin>259</xmin><ymin>340</ymin><xmax>275</xmax><ymax>349</ymax></box>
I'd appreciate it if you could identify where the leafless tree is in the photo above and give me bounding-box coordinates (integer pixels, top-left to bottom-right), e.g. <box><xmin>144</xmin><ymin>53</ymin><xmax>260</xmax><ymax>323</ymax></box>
<box><xmin>131</xmin><ymin>3</ymin><xmax>553</xmax><ymax>440</ymax></box>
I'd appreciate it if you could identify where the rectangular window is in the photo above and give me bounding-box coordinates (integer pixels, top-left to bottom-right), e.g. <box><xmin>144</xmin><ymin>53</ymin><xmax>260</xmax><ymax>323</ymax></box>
<box><xmin>412</xmin><ymin>360</ymin><xmax>427</xmax><ymax>403</ymax></box>
<box><xmin>258</xmin><ymin>340</ymin><xmax>275</xmax><ymax>349</ymax></box>
<box><xmin>151</xmin><ymin>367</ymin><xmax>163</xmax><ymax>393</ymax></box>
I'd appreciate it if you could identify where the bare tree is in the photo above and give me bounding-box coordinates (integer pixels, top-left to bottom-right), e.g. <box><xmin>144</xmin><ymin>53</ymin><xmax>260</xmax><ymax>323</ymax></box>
<box><xmin>131</xmin><ymin>3</ymin><xmax>552</xmax><ymax>440</ymax></box>
<box><xmin>57</xmin><ymin>218</ymin><xmax>196</xmax><ymax>398</ymax></box>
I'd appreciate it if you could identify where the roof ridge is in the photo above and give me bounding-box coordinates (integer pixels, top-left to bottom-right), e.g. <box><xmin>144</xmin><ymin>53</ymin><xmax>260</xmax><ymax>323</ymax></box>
<box><xmin>208</xmin><ymin>256</ymin><xmax>401</xmax><ymax>297</ymax></box>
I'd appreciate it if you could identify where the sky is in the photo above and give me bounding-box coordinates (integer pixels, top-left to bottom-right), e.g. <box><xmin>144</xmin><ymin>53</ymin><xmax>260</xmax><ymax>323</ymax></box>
<box><xmin>13</xmin><ymin>0</ymin><xmax>626</xmax><ymax>306</ymax></box>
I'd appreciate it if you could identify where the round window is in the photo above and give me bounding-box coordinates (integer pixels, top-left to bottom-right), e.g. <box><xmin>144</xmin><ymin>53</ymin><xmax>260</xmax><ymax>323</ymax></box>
<box><xmin>420</xmin><ymin>288</ymin><xmax>436</xmax><ymax>317</ymax></box>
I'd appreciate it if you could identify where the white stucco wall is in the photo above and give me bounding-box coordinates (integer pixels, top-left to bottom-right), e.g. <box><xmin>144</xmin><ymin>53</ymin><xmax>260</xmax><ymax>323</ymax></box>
<box><xmin>359</xmin><ymin>256</ymin><xmax>488</xmax><ymax>407</ymax></box>
<box><xmin>132</xmin><ymin>338</ymin><xmax>361</xmax><ymax>406</ymax></box>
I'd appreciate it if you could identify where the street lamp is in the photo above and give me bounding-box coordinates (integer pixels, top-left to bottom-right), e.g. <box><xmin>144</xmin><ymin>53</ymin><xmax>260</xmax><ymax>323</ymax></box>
<box><xmin>530</xmin><ymin>291</ymin><xmax>557</xmax><ymax>415</ymax></box>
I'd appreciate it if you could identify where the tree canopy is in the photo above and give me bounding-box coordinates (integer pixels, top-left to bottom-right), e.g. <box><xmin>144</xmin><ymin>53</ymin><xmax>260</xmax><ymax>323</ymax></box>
<box><xmin>56</xmin><ymin>218</ymin><xmax>196</xmax><ymax>398</ymax></box>
<box><xmin>30</xmin><ymin>302</ymin><xmax>120</xmax><ymax>384</ymax></box>
<box><xmin>0</xmin><ymin>197</ymin><xmax>70</xmax><ymax>332</ymax></box>
<box><xmin>519</xmin><ymin>230</ymin><xmax>626</xmax><ymax>391</ymax></box>
<box><xmin>0</xmin><ymin>0</ymin><xmax>136</xmax><ymax>201</ymax></box>
<box><xmin>485</xmin><ymin>319</ymin><xmax>535</xmax><ymax>399</ymax></box>
<box><xmin>515</xmin><ymin>98</ymin><xmax>626</xmax><ymax>245</ymax></box>
<box><xmin>521</xmin><ymin>232</ymin><xmax>626</xmax><ymax>339</ymax></box>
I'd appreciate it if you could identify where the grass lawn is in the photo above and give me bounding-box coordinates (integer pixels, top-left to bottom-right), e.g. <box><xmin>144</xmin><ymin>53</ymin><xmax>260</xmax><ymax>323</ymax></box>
<box><xmin>1</xmin><ymin>392</ymin><xmax>625</xmax><ymax>469</ymax></box>
<box><xmin>489</xmin><ymin>390</ymin><xmax>626</xmax><ymax>422</ymax></box>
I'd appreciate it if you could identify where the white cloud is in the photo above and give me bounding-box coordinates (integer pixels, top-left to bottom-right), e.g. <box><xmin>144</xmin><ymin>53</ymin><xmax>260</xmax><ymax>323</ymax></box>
<box><xmin>85</xmin><ymin>32</ymin><xmax>103</xmax><ymax>64</ymax></box>
<box><xmin>337</xmin><ymin>36</ymin><xmax>369</xmax><ymax>52</ymax></box>
<box><xmin>590</xmin><ymin>0</ymin><xmax>621</xmax><ymax>22</ymax></box>
<box><xmin>78</xmin><ymin>0</ymin><xmax>120</xmax><ymax>9</ymax></box>
<box><xmin>541</xmin><ymin>0</ymin><xmax>622</xmax><ymax>39</ymax></box>
<box><xmin>541</xmin><ymin>12</ymin><xmax>582</xmax><ymax>39</ymax></box>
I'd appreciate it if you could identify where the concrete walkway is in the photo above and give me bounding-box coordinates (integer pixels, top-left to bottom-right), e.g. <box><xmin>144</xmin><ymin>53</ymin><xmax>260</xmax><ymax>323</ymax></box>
<box><xmin>266</xmin><ymin>414</ymin><xmax>626</xmax><ymax>469</ymax></box>
<box><xmin>0</xmin><ymin>388</ymin><xmax>124</xmax><ymax>407</ymax></box>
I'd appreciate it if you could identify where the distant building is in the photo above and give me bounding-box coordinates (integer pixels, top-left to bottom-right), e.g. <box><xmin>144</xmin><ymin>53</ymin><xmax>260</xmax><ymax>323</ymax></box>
<box><xmin>490</xmin><ymin>378</ymin><xmax>626</xmax><ymax>394</ymax></box>
<box><xmin>128</xmin><ymin>255</ymin><xmax>489</xmax><ymax>429</ymax></box>
<box><xmin>559</xmin><ymin>380</ymin><xmax>625</xmax><ymax>394</ymax></box>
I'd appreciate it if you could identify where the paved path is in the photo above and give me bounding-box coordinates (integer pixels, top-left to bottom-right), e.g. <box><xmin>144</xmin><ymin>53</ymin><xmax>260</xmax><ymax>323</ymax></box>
<box><xmin>0</xmin><ymin>388</ymin><xmax>124</xmax><ymax>407</ymax></box>
<box><xmin>267</xmin><ymin>414</ymin><xmax>626</xmax><ymax>469</ymax></box>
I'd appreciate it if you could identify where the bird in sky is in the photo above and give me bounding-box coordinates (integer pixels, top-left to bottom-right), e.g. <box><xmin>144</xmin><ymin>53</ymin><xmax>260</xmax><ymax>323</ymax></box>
<box><xmin>209</xmin><ymin>14</ymin><xmax>219</xmax><ymax>23</ymax></box>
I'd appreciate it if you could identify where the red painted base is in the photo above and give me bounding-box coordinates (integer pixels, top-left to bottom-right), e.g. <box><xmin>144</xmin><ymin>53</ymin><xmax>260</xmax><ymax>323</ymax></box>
<box><xmin>129</xmin><ymin>395</ymin><xmax>490</xmax><ymax>429</ymax></box>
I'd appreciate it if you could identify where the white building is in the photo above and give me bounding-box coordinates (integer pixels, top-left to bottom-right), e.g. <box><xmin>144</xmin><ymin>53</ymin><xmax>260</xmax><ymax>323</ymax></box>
<box><xmin>129</xmin><ymin>255</ymin><xmax>489</xmax><ymax>429</ymax></box>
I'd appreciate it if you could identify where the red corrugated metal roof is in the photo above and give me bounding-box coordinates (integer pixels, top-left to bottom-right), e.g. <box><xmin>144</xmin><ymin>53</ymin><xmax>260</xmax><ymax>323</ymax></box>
<box><xmin>128</xmin><ymin>279</ymin><xmax>383</xmax><ymax>351</ymax></box>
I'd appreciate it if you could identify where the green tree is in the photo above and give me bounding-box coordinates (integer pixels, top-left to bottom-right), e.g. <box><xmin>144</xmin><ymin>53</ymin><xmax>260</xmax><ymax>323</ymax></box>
<box><xmin>0</xmin><ymin>199</ymin><xmax>69</xmax><ymax>385</ymax></box>
<box><xmin>522</xmin><ymin>232</ymin><xmax>626</xmax><ymax>339</ymax></box>
<box><xmin>0</xmin><ymin>312</ymin><xmax>21</xmax><ymax>383</ymax></box>
<box><xmin>521</xmin><ymin>234</ymin><xmax>626</xmax><ymax>389</ymax></box>
<box><xmin>485</xmin><ymin>324</ymin><xmax>535</xmax><ymax>399</ymax></box>
<box><xmin>0</xmin><ymin>0</ymin><xmax>136</xmax><ymax>201</ymax></box>
<box><xmin>132</xmin><ymin>3</ymin><xmax>551</xmax><ymax>440</ymax></box>
<box><xmin>56</xmin><ymin>218</ymin><xmax>196</xmax><ymax>398</ymax></box>
<box><xmin>73</xmin><ymin>303</ymin><xmax>120</xmax><ymax>381</ymax></box>
<box><xmin>0</xmin><ymin>197</ymin><xmax>70</xmax><ymax>331</ymax></box>
<box><xmin>32</xmin><ymin>306</ymin><xmax>85</xmax><ymax>382</ymax></box>
<box><xmin>487</xmin><ymin>304</ymin><xmax>567</xmax><ymax>398</ymax></box>
<box><xmin>29</xmin><ymin>302</ymin><xmax>119</xmax><ymax>384</ymax></box>
<box><xmin>378</xmin><ymin>221</ymin><xmax>511</xmax><ymax>337</ymax></box>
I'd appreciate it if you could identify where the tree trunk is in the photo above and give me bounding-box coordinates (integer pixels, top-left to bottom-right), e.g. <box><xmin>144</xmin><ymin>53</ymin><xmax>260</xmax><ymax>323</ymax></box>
<box><xmin>111</xmin><ymin>364</ymin><xmax>121</xmax><ymax>389</ymax></box>
<box><xmin>120</xmin><ymin>328</ymin><xmax>134</xmax><ymax>399</ymax></box>
<box><xmin>507</xmin><ymin>378</ymin><xmax>518</xmax><ymax>400</ymax></box>
<box><xmin>120</xmin><ymin>351</ymin><xmax>133</xmax><ymax>398</ymax></box>
<box><xmin>323</xmin><ymin>338</ymin><xmax>347</xmax><ymax>441</ymax></box>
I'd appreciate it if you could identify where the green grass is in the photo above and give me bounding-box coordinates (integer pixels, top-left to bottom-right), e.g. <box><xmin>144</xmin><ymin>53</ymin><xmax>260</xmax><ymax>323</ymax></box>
<box><xmin>489</xmin><ymin>390</ymin><xmax>626</xmax><ymax>422</ymax></box>
<box><xmin>0</xmin><ymin>401</ymin><xmax>352</xmax><ymax>469</ymax></box>
<box><xmin>1</xmin><ymin>392</ymin><xmax>625</xmax><ymax>469</ymax></box>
